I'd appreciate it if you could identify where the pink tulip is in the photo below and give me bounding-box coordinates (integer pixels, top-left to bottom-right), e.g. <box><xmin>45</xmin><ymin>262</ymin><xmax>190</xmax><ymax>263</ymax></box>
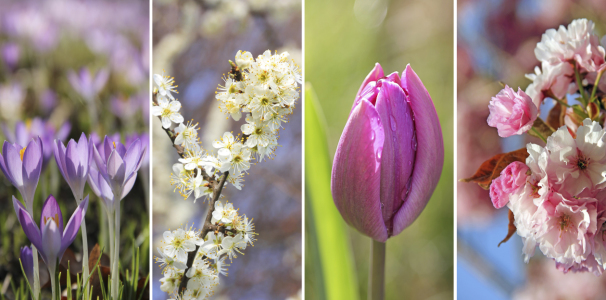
<box><xmin>331</xmin><ymin>64</ymin><xmax>444</xmax><ymax>242</ymax></box>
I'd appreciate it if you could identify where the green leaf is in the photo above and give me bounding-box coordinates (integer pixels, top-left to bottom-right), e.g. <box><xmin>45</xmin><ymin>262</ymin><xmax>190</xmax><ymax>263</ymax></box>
<box><xmin>305</xmin><ymin>83</ymin><xmax>359</xmax><ymax>300</ymax></box>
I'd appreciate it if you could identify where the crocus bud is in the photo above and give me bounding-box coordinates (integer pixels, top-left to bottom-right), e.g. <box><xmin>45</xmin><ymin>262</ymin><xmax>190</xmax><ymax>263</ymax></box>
<box><xmin>331</xmin><ymin>64</ymin><xmax>444</xmax><ymax>242</ymax></box>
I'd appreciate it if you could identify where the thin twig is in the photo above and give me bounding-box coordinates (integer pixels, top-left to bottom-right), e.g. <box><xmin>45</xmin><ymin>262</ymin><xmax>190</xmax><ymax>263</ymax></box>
<box><xmin>177</xmin><ymin>171</ymin><xmax>229</xmax><ymax>294</ymax></box>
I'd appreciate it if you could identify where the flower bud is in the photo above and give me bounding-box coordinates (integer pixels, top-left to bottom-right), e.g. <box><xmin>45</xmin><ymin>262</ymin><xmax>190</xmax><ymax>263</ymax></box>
<box><xmin>331</xmin><ymin>63</ymin><xmax>444</xmax><ymax>242</ymax></box>
<box><xmin>487</xmin><ymin>86</ymin><xmax>538</xmax><ymax>137</ymax></box>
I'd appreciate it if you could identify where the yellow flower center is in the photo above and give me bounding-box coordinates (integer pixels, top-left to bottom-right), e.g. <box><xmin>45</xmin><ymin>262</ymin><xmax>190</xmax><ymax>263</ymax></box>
<box><xmin>113</xmin><ymin>142</ymin><xmax>116</xmax><ymax>148</ymax></box>
<box><xmin>19</xmin><ymin>147</ymin><xmax>26</xmax><ymax>161</ymax></box>
<box><xmin>43</xmin><ymin>214</ymin><xmax>60</xmax><ymax>227</ymax></box>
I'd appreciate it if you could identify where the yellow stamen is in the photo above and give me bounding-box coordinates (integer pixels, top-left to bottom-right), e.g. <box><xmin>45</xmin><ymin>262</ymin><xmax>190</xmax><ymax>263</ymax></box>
<box><xmin>113</xmin><ymin>142</ymin><xmax>116</xmax><ymax>148</ymax></box>
<box><xmin>19</xmin><ymin>147</ymin><xmax>26</xmax><ymax>161</ymax></box>
<box><xmin>43</xmin><ymin>214</ymin><xmax>60</xmax><ymax>227</ymax></box>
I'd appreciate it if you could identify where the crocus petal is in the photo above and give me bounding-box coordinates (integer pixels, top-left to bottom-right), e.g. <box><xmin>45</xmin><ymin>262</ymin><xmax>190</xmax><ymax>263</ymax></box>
<box><xmin>121</xmin><ymin>172</ymin><xmax>138</xmax><ymax>200</ymax></box>
<box><xmin>331</xmin><ymin>99</ymin><xmax>388</xmax><ymax>242</ymax></box>
<box><xmin>375</xmin><ymin>81</ymin><xmax>416</xmax><ymax>237</ymax></box>
<box><xmin>56</xmin><ymin>123</ymin><xmax>72</xmax><ymax>142</ymax></box>
<box><xmin>107</xmin><ymin>149</ymin><xmax>126</xmax><ymax>195</ymax></box>
<box><xmin>61</xmin><ymin>196</ymin><xmax>88</xmax><ymax>256</ymax></box>
<box><xmin>92</xmin><ymin>143</ymin><xmax>108</xmax><ymax>176</ymax></box>
<box><xmin>87</xmin><ymin>168</ymin><xmax>114</xmax><ymax>209</ymax></box>
<box><xmin>53</xmin><ymin>140</ymin><xmax>68</xmax><ymax>180</ymax></box>
<box><xmin>40</xmin><ymin>195</ymin><xmax>64</xmax><ymax>233</ymax></box>
<box><xmin>123</xmin><ymin>139</ymin><xmax>142</xmax><ymax>177</ymax></box>
<box><xmin>41</xmin><ymin>219</ymin><xmax>62</xmax><ymax>271</ymax></box>
<box><xmin>4</xmin><ymin>142</ymin><xmax>23</xmax><ymax>187</ymax></box>
<box><xmin>0</xmin><ymin>145</ymin><xmax>15</xmax><ymax>186</ymax></box>
<box><xmin>21</xmin><ymin>138</ymin><xmax>43</xmax><ymax>205</ymax></box>
<box><xmin>392</xmin><ymin>65</ymin><xmax>444</xmax><ymax>235</ymax></box>
<box><xmin>12</xmin><ymin>195</ymin><xmax>26</xmax><ymax>217</ymax></box>
<box><xmin>65</xmin><ymin>140</ymin><xmax>86</xmax><ymax>200</ymax></box>
<box><xmin>16</xmin><ymin>205</ymin><xmax>43</xmax><ymax>253</ymax></box>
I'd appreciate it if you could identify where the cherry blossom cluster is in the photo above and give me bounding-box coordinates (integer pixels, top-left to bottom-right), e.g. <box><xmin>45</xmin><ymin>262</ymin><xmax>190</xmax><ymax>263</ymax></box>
<box><xmin>153</xmin><ymin>50</ymin><xmax>301</xmax><ymax>202</ymax></box>
<box><xmin>491</xmin><ymin>120</ymin><xmax>606</xmax><ymax>275</ymax></box>
<box><xmin>485</xmin><ymin>19</ymin><xmax>606</xmax><ymax>275</ymax></box>
<box><xmin>487</xmin><ymin>18</ymin><xmax>606</xmax><ymax>139</ymax></box>
<box><xmin>156</xmin><ymin>201</ymin><xmax>256</xmax><ymax>299</ymax></box>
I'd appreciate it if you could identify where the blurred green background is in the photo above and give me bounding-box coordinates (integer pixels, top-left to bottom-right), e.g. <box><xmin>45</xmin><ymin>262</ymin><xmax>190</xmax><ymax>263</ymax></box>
<box><xmin>305</xmin><ymin>0</ymin><xmax>453</xmax><ymax>299</ymax></box>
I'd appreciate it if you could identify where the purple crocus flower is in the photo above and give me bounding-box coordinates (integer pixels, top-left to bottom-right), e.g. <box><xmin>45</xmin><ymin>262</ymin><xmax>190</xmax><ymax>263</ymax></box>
<box><xmin>2</xmin><ymin>43</ymin><xmax>20</xmax><ymax>69</ymax></box>
<box><xmin>20</xmin><ymin>246</ymin><xmax>34</xmax><ymax>285</ymax></box>
<box><xmin>92</xmin><ymin>135</ymin><xmax>146</xmax><ymax>201</ymax></box>
<box><xmin>67</xmin><ymin>67</ymin><xmax>109</xmax><ymax>102</ymax></box>
<box><xmin>13</xmin><ymin>195</ymin><xmax>88</xmax><ymax>274</ymax></box>
<box><xmin>53</xmin><ymin>133</ymin><xmax>91</xmax><ymax>201</ymax></box>
<box><xmin>0</xmin><ymin>138</ymin><xmax>43</xmax><ymax>209</ymax></box>
<box><xmin>331</xmin><ymin>64</ymin><xmax>444</xmax><ymax>242</ymax></box>
<box><xmin>2</xmin><ymin>118</ymin><xmax>71</xmax><ymax>167</ymax></box>
<box><xmin>126</xmin><ymin>133</ymin><xmax>149</xmax><ymax>168</ymax></box>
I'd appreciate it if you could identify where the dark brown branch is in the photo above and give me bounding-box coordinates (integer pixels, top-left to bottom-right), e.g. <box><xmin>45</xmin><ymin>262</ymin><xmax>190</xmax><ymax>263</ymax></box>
<box><xmin>178</xmin><ymin>171</ymin><xmax>229</xmax><ymax>294</ymax></box>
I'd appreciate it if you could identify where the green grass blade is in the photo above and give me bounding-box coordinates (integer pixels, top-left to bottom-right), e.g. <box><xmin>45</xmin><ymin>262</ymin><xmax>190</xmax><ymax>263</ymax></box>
<box><xmin>97</xmin><ymin>268</ymin><xmax>107</xmax><ymax>300</ymax></box>
<box><xmin>67</xmin><ymin>262</ymin><xmax>72</xmax><ymax>300</ymax></box>
<box><xmin>18</xmin><ymin>259</ymin><xmax>34</xmax><ymax>297</ymax></box>
<box><xmin>305</xmin><ymin>83</ymin><xmax>359</xmax><ymax>300</ymax></box>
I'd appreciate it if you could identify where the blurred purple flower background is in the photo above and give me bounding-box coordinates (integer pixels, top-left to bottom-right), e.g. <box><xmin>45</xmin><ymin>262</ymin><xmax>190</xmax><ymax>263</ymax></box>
<box><xmin>0</xmin><ymin>0</ymin><xmax>150</xmax><ymax>298</ymax></box>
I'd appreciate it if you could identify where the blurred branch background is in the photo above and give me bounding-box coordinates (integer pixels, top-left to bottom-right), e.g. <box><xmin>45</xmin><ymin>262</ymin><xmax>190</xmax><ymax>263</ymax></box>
<box><xmin>151</xmin><ymin>0</ymin><xmax>302</xmax><ymax>299</ymax></box>
<box><xmin>0</xmin><ymin>0</ymin><xmax>150</xmax><ymax>298</ymax></box>
<box><xmin>305</xmin><ymin>0</ymin><xmax>453</xmax><ymax>299</ymax></box>
<box><xmin>457</xmin><ymin>0</ymin><xmax>606</xmax><ymax>299</ymax></box>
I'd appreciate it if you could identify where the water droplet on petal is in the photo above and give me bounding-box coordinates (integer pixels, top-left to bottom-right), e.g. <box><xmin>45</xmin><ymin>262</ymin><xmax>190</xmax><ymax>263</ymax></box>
<box><xmin>390</xmin><ymin>116</ymin><xmax>397</xmax><ymax>131</ymax></box>
<box><xmin>408</xmin><ymin>160</ymin><xmax>412</xmax><ymax>166</ymax></box>
<box><xmin>380</xmin><ymin>202</ymin><xmax>384</xmax><ymax>209</ymax></box>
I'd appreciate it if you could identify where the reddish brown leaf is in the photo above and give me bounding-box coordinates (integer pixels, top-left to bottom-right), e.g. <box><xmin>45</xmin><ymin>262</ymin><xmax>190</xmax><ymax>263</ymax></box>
<box><xmin>89</xmin><ymin>244</ymin><xmax>101</xmax><ymax>272</ymax></box>
<box><xmin>460</xmin><ymin>148</ymin><xmax>529</xmax><ymax>190</ymax></box>
<box><xmin>546</xmin><ymin>102</ymin><xmax>563</xmax><ymax>129</ymax></box>
<box><xmin>498</xmin><ymin>210</ymin><xmax>517</xmax><ymax>247</ymax></box>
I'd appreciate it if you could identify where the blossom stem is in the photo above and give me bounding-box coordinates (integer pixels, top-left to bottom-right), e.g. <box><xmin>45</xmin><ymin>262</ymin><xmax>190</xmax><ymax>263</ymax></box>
<box><xmin>368</xmin><ymin>239</ymin><xmax>385</xmax><ymax>300</ymax></box>
<box><xmin>574</xmin><ymin>61</ymin><xmax>588</xmax><ymax>105</ymax></box>
<box><xmin>50</xmin><ymin>266</ymin><xmax>57</xmax><ymax>300</ymax></box>
<box><xmin>106</xmin><ymin>207</ymin><xmax>115</xmax><ymax>279</ymax></box>
<box><xmin>26</xmin><ymin>204</ymin><xmax>40</xmax><ymax>300</ymax></box>
<box><xmin>112</xmin><ymin>201</ymin><xmax>121</xmax><ymax>299</ymax></box>
<box><xmin>530</xmin><ymin>127</ymin><xmax>547</xmax><ymax>143</ymax></box>
<box><xmin>31</xmin><ymin>245</ymin><xmax>40</xmax><ymax>300</ymax></box>
<box><xmin>81</xmin><ymin>220</ymin><xmax>90</xmax><ymax>297</ymax></box>
<box><xmin>590</xmin><ymin>69</ymin><xmax>604</xmax><ymax>102</ymax></box>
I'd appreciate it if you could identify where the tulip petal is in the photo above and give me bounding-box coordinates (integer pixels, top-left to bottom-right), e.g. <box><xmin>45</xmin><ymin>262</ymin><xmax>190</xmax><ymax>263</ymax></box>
<box><xmin>375</xmin><ymin>81</ymin><xmax>416</xmax><ymax>237</ymax></box>
<box><xmin>40</xmin><ymin>195</ymin><xmax>64</xmax><ymax>233</ymax></box>
<box><xmin>331</xmin><ymin>99</ymin><xmax>388</xmax><ymax>242</ymax></box>
<box><xmin>392</xmin><ymin>65</ymin><xmax>444</xmax><ymax>235</ymax></box>
<box><xmin>356</xmin><ymin>63</ymin><xmax>384</xmax><ymax>100</ymax></box>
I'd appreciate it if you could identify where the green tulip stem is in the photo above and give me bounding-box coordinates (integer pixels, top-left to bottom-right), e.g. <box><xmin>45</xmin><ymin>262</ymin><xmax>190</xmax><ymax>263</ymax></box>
<box><xmin>369</xmin><ymin>239</ymin><xmax>386</xmax><ymax>300</ymax></box>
